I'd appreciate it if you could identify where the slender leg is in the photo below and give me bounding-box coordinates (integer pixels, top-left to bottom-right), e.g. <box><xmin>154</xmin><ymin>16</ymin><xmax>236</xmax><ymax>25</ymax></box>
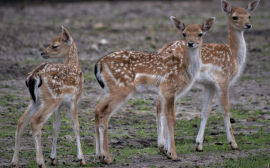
<box><xmin>49</xmin><ymin>105</ymin><xmax>61</xmax><ymax>165</ymax></box>
<box><xmin>217</xmin><ymin>86</ymin><xmax>238</xmax><ymax>150</ymax></box>
<box><xmin>95</xmin><ymin>92</ymin><xmax>131</xmax><ymax>164</ymax></box>
<box><xmin>156</xmin><ymin>98</ymin><xmax>166</xmax><ymax>153</ymax></box>
<box><xmin>95</xmin><ymin>97</ymin><xmax>110</xmax><ymax>158</ymax></box>
<box><xmin>30</xmin><ymin>103</ymin><xmax>59</xmax><ymax>168</ymax></box>
<box><xmin>163</xmin><ymin>96</ymin><xmax>178</xmax><ymax>160</ymax></box>
<box><xmin>95</xmin><ymin>96</ymin><xmax>113</xmax><ymax>164</ymax></box>
<box><xmin>12</xmin><ymin>102</ymin><xmax>35</xmax><ymax>167</ymax></box>
<box><xmin>69</xmin><ymin>101</ymin><xmax>86</xmax><ymax>166</ymax></box>
<box><xmin>196</xmin><ymin>85</ymin><xmax>215</xmax><ymax>151</ymax></box>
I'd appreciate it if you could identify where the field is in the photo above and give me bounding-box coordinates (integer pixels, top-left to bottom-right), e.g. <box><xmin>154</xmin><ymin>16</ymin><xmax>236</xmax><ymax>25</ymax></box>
<box><xmin>0</xmin><ymin>0</ymin><xmax>270</xmax><ymax>167</ymax></box>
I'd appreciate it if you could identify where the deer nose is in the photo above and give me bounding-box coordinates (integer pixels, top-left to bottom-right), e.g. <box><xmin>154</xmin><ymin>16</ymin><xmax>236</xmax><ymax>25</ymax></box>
<box><xmin>41</xmin><ymin>52</ymin><xmax>44</xmax><ymax>56</ymax></box>
<box><xmin>245</xmin><ymin>23</ymin><xmax>252</xmax><ymax>29</ymax></box>
<box><xmin>187</xmin><ymin>42</ymin><xmax>194</xmax><ymax>47</ymax></box>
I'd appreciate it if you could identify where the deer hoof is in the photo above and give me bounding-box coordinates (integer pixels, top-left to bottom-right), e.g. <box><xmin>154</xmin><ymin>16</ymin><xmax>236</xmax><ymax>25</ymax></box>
<box><xmin>230</xmin><ymin>142</ymin><xmax>238</xmax><ymax>150</ymax></box>
<box><xmin>196</xmin><ymin>148</ymin><xmax>203</xmax><ymax>152</ymax></box>
<box><xmin>196</xmin><ymin>143</ymin><xmax>203</xmax><ymax>152</ymax></box>
<box><xmin>79</xmin><ymin>159</ymin><xmax>86</xmax><ymax>166</ymax></box>
<box><xmin>158</xmin><ymin>145</ymin><xmax>165</xmax><ymax>153</ymax></box>
<box><xmin>37</xmin><ymin>163</ymin><xmax>47</xmax><ymax>168</ymax></box>
<box><xmin>99</xmin><ymin>155</ymin><xmax>112</xmax><ymax>164</ymax></box>
<box><xmin>11</xmin><ymin>164</ymin><xmax>19</xmax><ymax>168</ymax></box>
<box><xmin>171</xmin><ymin>156</ymin><xmax>181</xmax><ymax>162</ymax></box>
<box><xmin>164</xmin><ymin>151</ymin><xmax>172</xmax><ymax>159</ymax></box>
<box><xmin>196</xmin><ymin>146</ymin><xmax>203</xmax><ymax>152</ymax></box>
<box><xmin>49</xmin><ymin>157</ymin><xmax>57</xmax><ymax>166</ymax></box>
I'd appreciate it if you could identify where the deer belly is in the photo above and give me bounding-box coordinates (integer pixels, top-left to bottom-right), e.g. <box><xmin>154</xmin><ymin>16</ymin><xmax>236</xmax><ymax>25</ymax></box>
<box><xmin>135</xmin><ymin>84</ymin><xmax>159</xmax><ymax>94</ymax></box>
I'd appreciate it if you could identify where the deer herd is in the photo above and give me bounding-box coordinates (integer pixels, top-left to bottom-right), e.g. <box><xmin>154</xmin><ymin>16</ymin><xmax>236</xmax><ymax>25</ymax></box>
<box><xmin>11</xmin><ymin>0</ymin><xmax>260</xmax><ymax>167</ymax></box>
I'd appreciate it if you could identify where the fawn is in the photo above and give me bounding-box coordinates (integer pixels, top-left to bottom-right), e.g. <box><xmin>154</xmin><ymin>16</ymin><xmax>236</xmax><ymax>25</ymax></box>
<box><xmin>157</xmin><ymin>0</ymin><xmax>260</xmax><ymax>152</ymax></box>
<box><xmin>94</xmin><ymin>17</ymin><xmax>215</xmax><ymax>163</ymax></box>
<box><xmin>11</xmin><ymin>27</ymin><xmax>86</xmax><ymax>168</ymax></box>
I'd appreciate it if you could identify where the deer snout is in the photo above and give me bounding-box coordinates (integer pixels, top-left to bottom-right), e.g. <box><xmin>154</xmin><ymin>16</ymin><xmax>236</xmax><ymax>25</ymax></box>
<box><xmin>41</xmin><ymin>52</ymin><xmax>49</xmax><ymax>59</ymax></box>
<box><xmin>187</xmin><ymin>42</ymin><xmax>194</xmax><ymax>47</ymax></box>
<box><xmin>245</xmin><ymin>23</ymin><xmax>252</xmax><ymax>29</ymax></box>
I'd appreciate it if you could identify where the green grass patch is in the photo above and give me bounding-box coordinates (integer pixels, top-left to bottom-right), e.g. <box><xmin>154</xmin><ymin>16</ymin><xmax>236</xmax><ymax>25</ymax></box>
<box><xmin>128</xmin><ymin>98</ymin><xmax>144</xmax><ymax>106</ymax></box>
<box><xmin>3</xmin><ymin>92</ymin><xmax>16</xmax><ymax>102</ymax></box>
<box><xmin>127</xmin><ymin>98</ymin><xmax>152</xmax><ymax>111</ymax></box>
<box><xmin>83</xmin><ymin>71</ymin><xmax>96</xmax><ymax>81</ymax></box>
<box><xmin>111</xmin><ymin>147</ymin><xmax>158</xmax><ymax>164</ymax></box>
<box><xmin>4</xmin><ymin>104</ymin><xmax>270</xmax><ymax>167</ymax></box>
<box><xmin>231</xmin><ymin>109</ymin><xmax>262</xmax><ymax>120</ymax></box>
<box><xmin>220</xmin><ymin>153</ymin><xmax>270</xmax><ymax>168</ymax></box>
<box><xmin>1</xmin><ymin>100</ymin><xmax>8</xmax><ymax>106</ymax></box>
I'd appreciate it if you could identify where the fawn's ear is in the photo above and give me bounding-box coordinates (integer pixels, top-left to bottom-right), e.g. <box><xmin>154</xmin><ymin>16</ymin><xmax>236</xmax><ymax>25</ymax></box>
<box><xmin>245</xmin><ymin>0</ymin><xmax>260</xmax><ymax>14</ymax></box>
<box><xmin>202</xmin><ymin>17</ymin><xmax>215</xmax><ymax>32</ymax></box>
<box><xmin>221</xmin><ymin>0</ymin><xmax>231</xmax><ymax>16</ymax></box>
<box><xmin>170</xmin><ymin>16</ymin><xmax>185</xmax><ymax>31</ymax></box>
<box><xmin>62</xmin><ymin>26</ymin><xmax>72</xmax><ymax>45</ymax></box>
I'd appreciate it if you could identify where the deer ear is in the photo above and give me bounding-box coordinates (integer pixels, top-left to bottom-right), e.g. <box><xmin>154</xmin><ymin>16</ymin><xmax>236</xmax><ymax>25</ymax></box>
<box><xmin>170</xmin><ymin>16</ymin><xmax>185</xmax><ymax>31</ymax></box>
<box><xmin>221</xmin><ymin>0</ymin><xmax>231</xmax><ymax>16</ymax></box>
<box><xmin>245</xmin><ymin>0</ymin><xmax>260</xmax><ymax>14</ymax></box>
<box><xmin>202</xmin><ymin>17</ymin><xmax>215</xmax><ymax>32</ymax></box>
<box><xmin>62</xmin><ymin>26</ymin><xmax>72</xmax><ymax>45</ymax></box>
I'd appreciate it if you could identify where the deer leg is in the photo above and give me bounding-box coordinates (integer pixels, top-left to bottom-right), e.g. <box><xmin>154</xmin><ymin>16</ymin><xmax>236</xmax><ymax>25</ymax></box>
<box><xmin>218</xmin><ymin>86</ymin><xmax>238</xmax><ymax>150</ymax></box>
<box><xmin>95</xmin><ymin>97</ymin><xmax>110</xmax><ymax>158</ymax></box>
<box><xmin>95</xmin><ymin>97</ymin><xmax>115</xmax><ymax>164</ymax></box>
<box><xmin>69</xmin><ymin>101</ymin><xmax>86</xmax><ymax>166</ymax></box>
<box><xmin>12</xmin><ymin>102</ymin><xmax>35</xmax><ymax>168</ymax></box>
<box><xmin>196</xmin><ymin>85</ymin><xmax>215</xmax><ymax>151</ymax></box>
<box><xmin>30</xmin><ymin>103</ymin><xmax>59</xmax><ymax>168</ymax></box>
<box><xmin>163</xmin><ymin>96</ymin><xmax>178</xmax><ymax>161</ymax></box>
<box><xmin>95</xmin><ymin>92</ymin><xmax>132</xmax><ymax>164</ymax></box>
<box><xmin>49</xmin><ymin>106</ymin><xmax>61</xmax><ymax>165</ymax></box>
<box><xmin>156</xmin><ymin>98</ymin><xmax>166</xmax><ymax>153</ymax></box>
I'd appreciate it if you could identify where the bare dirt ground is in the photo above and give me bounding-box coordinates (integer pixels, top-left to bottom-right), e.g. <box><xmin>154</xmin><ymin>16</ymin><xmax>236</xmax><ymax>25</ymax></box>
<box><xmin>0</xmin><ymin>1</ymin><xmax>270</xmax><ymax>168</ymax></box>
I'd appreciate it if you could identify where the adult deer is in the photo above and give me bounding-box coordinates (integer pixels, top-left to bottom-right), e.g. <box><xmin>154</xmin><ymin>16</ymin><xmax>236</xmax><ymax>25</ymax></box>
<box><xmin>11</xmin><ymin>27</ymin><xmax>86</xmax><ymax>168</ymax></box>
<box><xmin>94</xmin><ymin>17</ymin><xmax>215</xmax><ymax>163</ymax></box>
<box><xmin>157</xmin><ymin>0</ymin><xmax>260</xmax><ymax>152</ymax></box>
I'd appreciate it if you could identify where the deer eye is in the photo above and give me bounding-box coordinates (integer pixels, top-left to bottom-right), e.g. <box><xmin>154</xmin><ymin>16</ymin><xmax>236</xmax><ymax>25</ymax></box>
<box><xmin>52</xmin><ymin>46</ymin><xmax>58</xmax><ymax>49</ymax></box>
<box><xmin>198</xmin><ymin>33</ymin><xmax>203</xmax><ymax>37</ymax></box>
<box><xmin>249</xmin><ymin>16</ymin><xmax>251</xmax><ymax>19</ymax></box>
<box><xmin>232</xmin><ymin>16</ymin><xmax>238</xmax><ymax>20</ymax></box>
<box><xmin>182</xmin><ymin>33</ymin><xmax>186</xmax><ymax>37</ymax></box>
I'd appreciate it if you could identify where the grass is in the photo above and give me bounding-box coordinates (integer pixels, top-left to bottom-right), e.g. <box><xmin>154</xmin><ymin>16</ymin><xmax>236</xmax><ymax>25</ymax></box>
<box><xmin>3</xmin><ymin>92</ymin><xmax>16</xmax><ymax>102</ymax></box>
<box><xmin>83</xmin><ymin>70</ymin><xmax>96</xmax><ymax>81</ymax></box>
<box><xmin>128</xmin><ymin>98</ymin><xmax>145</xmax><ymax>106</ymax></box>
<box><xmin>230</xmin><ymin>109</ymin><xmax>262</xmax><ymax>119</ymax></box>
<box><xmin>217</xmin><ymin>153</ymin><xmax>270</xmax><ymax>168</ymax></box>
<box><xmin>112</xmin><ymin>147</ymin><xmax>158</xmax><ymax>164</ymax></box>
<box><xmin>1</xmin><ymin>100</ymin><xmax>8</xmax><ymax>106</ymax></box>
<box><xmin>127</xmin><ymin>98</ymin><xmax>153</xmax><ymax>111</ymax></box>
<box><xmin>1</xmin><ymin>86</ymin><xmax>270</xmax><ymax>167</ymax></box>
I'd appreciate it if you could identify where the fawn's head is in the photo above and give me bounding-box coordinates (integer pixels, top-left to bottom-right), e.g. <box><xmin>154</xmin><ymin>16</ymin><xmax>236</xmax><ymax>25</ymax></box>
<box><xmin>221</xmin><ymin>0</ymin><xmax>260</xmax><ymax>31</ymax></box>
<box><xmin>170</xmin><ymin>17</ymin><xmax>215</xmax><ymax>48</ymax></box>
<box><xmin>41</xmin><ymin>26</ymin><xmax>73</xmax><ymax>59</ymax></box>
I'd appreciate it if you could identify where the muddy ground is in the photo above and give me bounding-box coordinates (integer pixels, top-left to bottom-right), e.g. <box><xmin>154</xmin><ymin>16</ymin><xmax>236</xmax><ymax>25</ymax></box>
<box><xmin>0</xmin><ymin>1</ymin><xmax>270</xmax><ymax>168</ymax></box>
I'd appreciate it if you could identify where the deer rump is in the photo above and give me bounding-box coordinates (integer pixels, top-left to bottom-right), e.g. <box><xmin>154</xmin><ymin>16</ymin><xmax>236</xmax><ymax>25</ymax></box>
<box><xmin>25</xmin><ymin>62</ymin><xmax>82</xmax><ymax>103</ymax></box>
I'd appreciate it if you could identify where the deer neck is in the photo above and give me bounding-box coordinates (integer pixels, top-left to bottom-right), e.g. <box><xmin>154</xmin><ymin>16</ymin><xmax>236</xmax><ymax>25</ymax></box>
<box><xmin>64</xmin><ymin>43</ymin><xmax>79</xmax><ymax>68</ymax></box>
<box><xmin>186</xmin><ymin>45</ymin><xmax>202</xmax><ymax>79</ymax></box>
<box><xmin>228</xmin><ymin>23</ymin><xmax>246</xmax><ymax>67</ymax></box>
